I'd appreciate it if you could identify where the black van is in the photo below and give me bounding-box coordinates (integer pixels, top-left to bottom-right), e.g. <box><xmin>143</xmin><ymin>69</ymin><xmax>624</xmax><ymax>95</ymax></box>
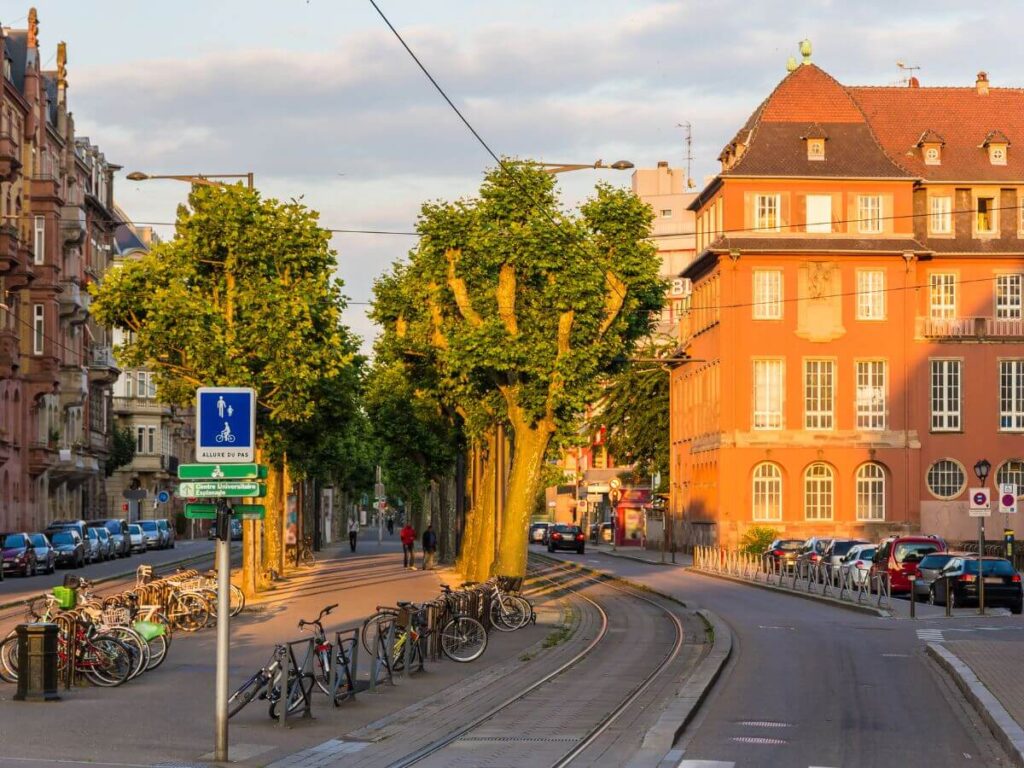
<box><xmin>87</xmin><ymin>519</ymin><xmax>131</xmax><ymax>558</ymax></box>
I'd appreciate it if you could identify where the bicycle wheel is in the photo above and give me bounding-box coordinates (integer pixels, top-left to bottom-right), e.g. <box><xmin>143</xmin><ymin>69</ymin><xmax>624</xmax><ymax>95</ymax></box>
<box><xmin>390</xmin><ymin>630</ymin><xmax>411</xmax><ymax>671</ymax></box>
<box><xmin>82</xmin><ymin>636</ymin><xmax>132</xmax><ymax>687</ymax></box>
<box><xmin>361</xmin><ymin>610</ymin><xmax>399</xmax><ymax>656</ymax></box>
<box><xmin>228</xmin><ymin>671</ymin><xmax>268</xmax><ymax>718</ymax></box>
<box><xmin>300</xmin><ymin>549</ymin><xmax>316</xmax><ymax>567</ymax></box>
<box><xmin>0</xmin><ymin>634</ymin><xmax>19</xmax><ymax>683</ymax></box>
<box><xmin>171</xmin><ymin>593</ymin><xmax>210</xmax><ymax>633</ymax></box>
<box><xmin>269</xmin><ymin>676</ymin><xmax>309</xmax><ymax>719</ymax></box>
<box><xmin>144</xmin><ymin>632</ymin><xmax>170</xmax><ymax>671</ymax></box>
<box><xmin>105</xmin><ymin>626</ymin><xmax>150</xmax><ymax>680</ymax></box>
<box><xmin>511</xmin><ymin>595</ymin><xmax>534</xmax><ymax>628</ymax></box>
<box><xmin>488</xmin><ymin>595</ymin><xmax>526</xmax><ymax>632</ymax></box>
<box><xmin>229</xmin><ymin>584</ymin><xmax>246</xmax><ymax>617</ymax></box>
<box><xmin>313</xmin><ymin>647</ymin><xmax>332</xmax><ymax>696</ymax></box>
<box><xmin>440</xmin><ymin>616</ymin><xmax>487</xmax><ymax>663</ymax></box>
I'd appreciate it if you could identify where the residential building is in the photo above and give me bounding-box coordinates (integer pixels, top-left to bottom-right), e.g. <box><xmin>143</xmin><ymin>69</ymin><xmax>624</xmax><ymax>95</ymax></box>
<box><xmin>673</xmin><ymin>44</ymin><xmax>1024</xmax><ymax>548</ymax></box>
<box><xmin>0</xmin><ymin>10</ymin><xmax>119</xmax><ymax>530</ymax></box>
<box><xmin>106</xmin><ymin>212</ymin><xmax>193</xmax><ymax>522</ymax></box>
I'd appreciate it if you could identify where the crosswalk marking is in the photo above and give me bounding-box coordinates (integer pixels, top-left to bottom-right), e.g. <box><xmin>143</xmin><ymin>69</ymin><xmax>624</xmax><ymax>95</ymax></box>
<box><xmin>916</xmin><ymin>628</ymin><xmax>945</xmax><ymax>642</ymax></box>
<box><xmin>677</xmin><ymin>761</ymin><xmax>735</xmax><ymax>768</ymax></box>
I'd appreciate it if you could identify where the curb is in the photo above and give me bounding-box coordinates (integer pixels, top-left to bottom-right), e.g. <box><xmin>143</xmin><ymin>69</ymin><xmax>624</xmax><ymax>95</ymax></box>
<box><xmin>688</xmin><ymin>567</ymin><xmax>891</xmax><ymax>619</ymax></box>
<box><xmin>638</xmin><ymin>608</ymin><xmax>733</xmax><ymax>767</ymax></box>
<box><xmin>596</xmin><ymin>549</ymin><xmax>686</xmax><ymax>568</ymax></box>
<box><xmin>927</xmin><ymin>643</ymin><xmax>1024</xmax><ymax>767</ymax></box>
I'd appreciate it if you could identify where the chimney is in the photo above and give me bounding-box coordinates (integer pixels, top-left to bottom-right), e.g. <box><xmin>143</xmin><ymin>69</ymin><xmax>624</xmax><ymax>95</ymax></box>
<box><xmin>908</xmin><ymin>76</ymin><xmax>920</xmax><ymax>88</ymax></box>
<box><xmin>976</xmin><ymin>71</ymin><xmax>989</xmax><ymax>95</ymax></box>
<box><xmin>657</xmin><ymin>161</ymin><xmax>668</xmax><ymax>168</ymax></box>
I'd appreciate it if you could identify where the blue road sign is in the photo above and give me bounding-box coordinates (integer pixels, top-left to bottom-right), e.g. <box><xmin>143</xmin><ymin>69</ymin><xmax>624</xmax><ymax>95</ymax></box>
<box><xmin>196</xmin><ymin>387</ymin><xmax>256</xmax><ymax>463</ymax></box>
<box><xmin>156</xmin><ymin>490</ymin><xmax>171</xmax><ymax>504</ymax></box>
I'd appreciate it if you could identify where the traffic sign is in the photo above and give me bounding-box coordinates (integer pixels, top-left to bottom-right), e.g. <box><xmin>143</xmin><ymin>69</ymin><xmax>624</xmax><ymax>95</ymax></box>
<box><xmin>195</xmin><ymin>387</ymin><xmax>256</xmax><ymax>463</ymax></box>
<box><xmin>122</xmin><ymin>489</ymin><xmax>148</xmax><ymax>500</ymax></box>
<box><xmin>184</xmin><ymin>503</ymin><xmax>218</xmax><ymax>519</ymax></box>
<box><xmin>969</xmin><ymin>486</ymin><xmax>992</xmax><ymax>517</ymax></box>
<box><xmin>178</xmin><ymin>463</ymin><xmax>267</xmax><ymax>480</ymax></box>
<box><xmin>178</xmin><ymin>481</ymin><xmax>266</xmax><ymax>498</ymax></box>
<box><xmin>156</xmin><ymin>490</ymin><xmax>171</xmax><ymax>504</ymax></box>
<box><xmin>1000</xmin><ymin>483</ymin><xmax>1018</xmax><ymax>515</ymax></box>
<box><xmin>232</xmin><ymin>504</ymin><xmax>266</xmax><ymax>520</ymax></box>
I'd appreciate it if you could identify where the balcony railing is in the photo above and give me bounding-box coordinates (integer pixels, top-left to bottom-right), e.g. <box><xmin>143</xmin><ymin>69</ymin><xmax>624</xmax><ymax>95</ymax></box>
<box><xmin>916</xmin><ymin>316</ymin><xmax>1024</xmax><ymax>341</ymax></box>
<box><xmin>90</xmin><ymin>344</ymin><xmax>117</xmax><ymax>368</ymax></box>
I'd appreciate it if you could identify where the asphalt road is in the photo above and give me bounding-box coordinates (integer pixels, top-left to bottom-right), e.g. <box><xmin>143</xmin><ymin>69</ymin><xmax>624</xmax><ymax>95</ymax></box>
<box><xmin>541</xmin><ymin>546</ymin><xmax>1012</xmax><ymax>768</ymax></box>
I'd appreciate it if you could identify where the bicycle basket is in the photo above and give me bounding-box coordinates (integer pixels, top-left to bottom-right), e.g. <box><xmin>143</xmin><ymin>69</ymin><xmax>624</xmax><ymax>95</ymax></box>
<box><xmin>52</xmin><ymin>586</ymin><xmax>77</xmax><ymax>610</ymax></box>
<box><xmin>133</xmin><ymin>620</ymin><xmax>166</xmax><ymax>641</ymax></box>
<box><xmin>101</xmin><ymin>606</ymin><xmax>131</xmax><ymax>627</ymax></box>
<box><xmin>495</xmin><ymin>575</ymin><xmax>524</xmax><ymax>593</ymax></box>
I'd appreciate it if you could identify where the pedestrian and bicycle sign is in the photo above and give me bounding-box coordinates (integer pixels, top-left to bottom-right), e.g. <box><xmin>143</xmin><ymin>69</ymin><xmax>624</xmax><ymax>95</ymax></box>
<box><xmin>178</xmin><ymin>463</ymin><xmax>267</xmax><ymax>480</ymax></box>
<box><xmin>195</xmin><ymin>387</ymin><xmax>256</xmax><ymax>463</ymax></box>
<box><xmin>999</xmin><ymin>483</ymin><xmax>1018</xmax><ymax>515</ymax></box>
<box><xmin>178</xmin><ymin>481</ymin><xmax>266</xmax><ymax>498</ymax></box>
<box><xmin>969</xmin><ymin>486</ymin><xmax>992</xmax><ymax>517</ymax></box>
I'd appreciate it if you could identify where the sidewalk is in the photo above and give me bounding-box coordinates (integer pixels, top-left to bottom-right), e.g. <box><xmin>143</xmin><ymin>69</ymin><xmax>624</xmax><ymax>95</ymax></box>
<box><xmin>583</xmin><ymin>542</ymin><xmax>693</xmax><ymax>568</ymax></box>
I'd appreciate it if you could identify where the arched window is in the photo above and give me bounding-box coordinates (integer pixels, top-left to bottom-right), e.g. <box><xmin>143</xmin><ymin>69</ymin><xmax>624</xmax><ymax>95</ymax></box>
<box><xmin>856</xmin><ymin>463</ymin><xmax>886</xmax><ymax>521</ymax></box>
<box><xmin>996</xmin><ymin>460</ymin><xmax>1024</xmax><ymax>498</ymax></box>
<box><xmin>804</xmin><ymin>463</ymin><xmax>834</xmax><ymax>520</ymax></box>
<box><xmin>926</xmin><ymin>459</ymin><xmax>966</xmax><ymax>500</ymax></box>
<box><xmin>752</xmin><ymin>463</ymin><xmax>782</xmax><ymax>522</ymax></box>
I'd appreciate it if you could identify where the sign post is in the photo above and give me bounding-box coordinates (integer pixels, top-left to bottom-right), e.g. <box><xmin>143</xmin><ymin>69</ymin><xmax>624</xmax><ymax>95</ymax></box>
<box><xmin>969</xmin><ymin>487</ymin><xmax>991</xmax><ymax>616</ymax></box>
<box><xmin>1000</xmin><ymin>483</ymin><xmax>1017</xmax><ymax>559</ymax></box>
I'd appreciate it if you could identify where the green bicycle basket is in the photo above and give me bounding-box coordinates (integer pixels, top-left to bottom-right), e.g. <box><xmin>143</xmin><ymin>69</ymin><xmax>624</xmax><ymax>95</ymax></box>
<box><xmin>51</xmin><ymin>586</ymin><xmax>76</xmax><ymax>610</ymax></box>
<box><xmin>133</xmin><ymin>620</ymin><xmax>166</xmax><ymax>641</ymax></box>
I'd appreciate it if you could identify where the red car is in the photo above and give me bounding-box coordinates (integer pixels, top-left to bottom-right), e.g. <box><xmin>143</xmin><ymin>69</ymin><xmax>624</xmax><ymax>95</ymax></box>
<box><xmin>871</xmin><ymin>535</ymin><xmax>946</xmax><ymax>594</ymax></box>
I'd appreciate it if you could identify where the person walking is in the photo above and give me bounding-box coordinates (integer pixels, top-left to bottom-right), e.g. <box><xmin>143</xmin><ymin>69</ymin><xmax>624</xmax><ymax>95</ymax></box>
<box><xmin>421</xmin><ymin>524</ymin><xmax>437</xmax><ymax>570</ymax></box>
<box><xmin>348</xmin><ymin>516</ymin><xmax>359</xmax><ymax>552</ymax></box>
<box><xmin>400</xmin><ymin>522</ymin><xmax>416</xmax><ymax>569</ymax></box>
<box><xmin>386</xmin><ymin>517</ymin><xmax>395</xmax><ymax>536</ymax></box>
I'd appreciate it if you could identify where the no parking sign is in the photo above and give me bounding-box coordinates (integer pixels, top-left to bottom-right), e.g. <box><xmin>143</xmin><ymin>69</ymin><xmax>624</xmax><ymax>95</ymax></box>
<box><xmin>999</xmin><ymin>483</ymin><xmax>1017</xmax><ymax>514</ymax></box>
<box><xmin>969</xmin><ymin>486</ymin><xmax>991</xmax><ymax>517</ymax></box>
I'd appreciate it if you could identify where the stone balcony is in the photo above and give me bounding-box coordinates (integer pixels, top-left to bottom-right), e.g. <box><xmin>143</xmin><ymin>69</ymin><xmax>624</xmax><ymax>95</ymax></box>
<box><xmin>28</xmin><ymin>442</ymin><xmax>57</xmax><ymax>476</ymax></box>
<box><xmin>915</xmin><ymin>316</ymin><xmax>1024</xmax><ymax>342</ymax></box>
<box><xmin>59</xmin><ymin>281</ymin><xmax>86</xmax><ymax>318</ymax></box>
<box><xmin>29</xmin><ymin>175</ymin><xmax>62</xmax><ymax>205</ymax></box>
<box><xmin>59</xmin><ymin>364</ymin><xmax>89</xmax><ymax>406</ymax></box>
<box><xmin>61</xmin><ymin>205</ymin><xmax>87</xmax><ymax>246</ymax></box>
<box><xmin>0</xmin><ymin>134</ymin><xmax>21</xmax><ymax>181</ymax></box>
<box><xmin>0</xmin><ymin>223</ymin><xmax>18</xmax><ymax>274</ymax></box>
<box><xmin>0</xmin><ymin>306</ymin><xmax>18</xmax><ymax>379</ymax></box>
<box><xmin>88</xmin><ymin>344</ymin><xmax>120</xmax><ymax>385</ymax></box>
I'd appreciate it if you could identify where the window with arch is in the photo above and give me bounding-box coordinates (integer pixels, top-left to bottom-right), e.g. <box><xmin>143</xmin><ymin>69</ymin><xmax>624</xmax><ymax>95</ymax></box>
<box><xmin>856</xmin><ymin>463</ymin><xmax>886</xmax><ymax>521</ymax></box>
<box><xmin>926</xmin><ymin>459</ymin><xmax>966</xmax><ymax>499</ymax></box>
<box><xmin>752</xmin><ymin>463</ymin><xmax>782</xmax><ymax>522</ymax></box>
<box><xmin>804</xmin><ymin>463</ymin><xmax>834</xmax><ymax>520</ymax></box>
<box><xmin>996</xmin><ymin>460</ymin><xmax>1024</xmax><ymax>498</ymax></box>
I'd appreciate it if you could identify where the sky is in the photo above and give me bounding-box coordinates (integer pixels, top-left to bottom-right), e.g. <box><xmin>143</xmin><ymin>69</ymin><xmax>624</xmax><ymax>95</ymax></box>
<box><xmin>18</xmin><ymin>0</ymin><xmax>1024</xmax><ymax>354</ymax></box>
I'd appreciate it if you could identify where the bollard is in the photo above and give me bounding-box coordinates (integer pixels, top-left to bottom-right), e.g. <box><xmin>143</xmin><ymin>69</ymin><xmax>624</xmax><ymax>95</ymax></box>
<box><xmin>14</xmin><ymin>623</ymin><xmax>60</xmax><ymax>702</ymax></box>
<box><xmin>945</xmin><ymin>576</ymin><xmax>952</xmax><ymax>617</ymax></box>
<box><xmin>908</xmin><ymin>574</ymin><xmax>917</xmax><ymax>619</ymax></box>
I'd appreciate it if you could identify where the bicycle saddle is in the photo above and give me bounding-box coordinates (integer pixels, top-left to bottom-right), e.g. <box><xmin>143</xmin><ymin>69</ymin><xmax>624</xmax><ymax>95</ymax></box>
<box><xmin>460</xmin><ymin>581</ymin><xmax>478</xmax><ymax>587</ymax></box>
<box><xmin>396</xmin><ymin>600</ymin><xmax>414</xmax><ymax>608</ymax></box>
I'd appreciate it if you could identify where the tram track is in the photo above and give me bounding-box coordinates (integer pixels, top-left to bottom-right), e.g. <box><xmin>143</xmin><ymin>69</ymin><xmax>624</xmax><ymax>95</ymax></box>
<box><xmin>384</xmin><ymin>555</ymin><xmax>689</xmax><ymax>768</ymax></box>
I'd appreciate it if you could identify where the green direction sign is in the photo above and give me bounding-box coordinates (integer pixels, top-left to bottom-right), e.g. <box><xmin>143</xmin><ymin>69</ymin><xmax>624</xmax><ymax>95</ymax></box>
<box><xmin>178</xmin><ymin>463</ymin><xmax>268</xmax><ymax>480</ymax></box>
<box><xmin>233</xmin><ymin>504</ymin><xmax>266</xmax><ymax>520</ymax></box>
<box><xmin>178</xmin><ymin>481</ymin><xmax>266</xmax><ymax>498</ymax></box>
<box><xmin>184</xmin><ymin>503</ymin><xmax>218</xmax><ymax>519</ymax></box>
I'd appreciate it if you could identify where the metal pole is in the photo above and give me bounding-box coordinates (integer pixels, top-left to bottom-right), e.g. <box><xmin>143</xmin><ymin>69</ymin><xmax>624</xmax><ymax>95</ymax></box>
<box><xmin>978</xmin><ymin>517</ymin><xmax>986</xmax><ymax>616</ymax></box>
<box><xmin>214</xmin><ymin>506</ymin><xmax>231</xmax><ymax>762</ymax></box>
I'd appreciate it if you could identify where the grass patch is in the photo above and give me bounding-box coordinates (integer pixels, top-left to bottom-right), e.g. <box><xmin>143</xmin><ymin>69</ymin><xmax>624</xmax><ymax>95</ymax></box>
<box><xmin>542</xmin><ymin>606</ymin><xmax>575</xmax><ymax>649</ymax></box>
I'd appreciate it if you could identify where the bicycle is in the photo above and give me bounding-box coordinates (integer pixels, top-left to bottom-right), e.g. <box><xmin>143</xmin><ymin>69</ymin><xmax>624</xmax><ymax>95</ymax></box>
<box><xmin>391</xmin><ymin>586</ymin><xmax>488</xmax><ymax>665</ymax></box>
<box><xmin>484</xmin><ymin>580</ymin><xmax>534</xmax><ymax>632</ymax></box>
<box><xmin>227</xmin><ymin>641</ymin><xmax>316</xmax><ymax>720</ymax></box>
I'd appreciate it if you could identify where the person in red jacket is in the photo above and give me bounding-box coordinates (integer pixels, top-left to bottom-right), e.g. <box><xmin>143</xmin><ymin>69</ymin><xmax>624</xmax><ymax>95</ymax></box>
<box><xmin>400</xmin><ymin>522</ymin><xmax>416</xmax><ymax>569</ymax></box>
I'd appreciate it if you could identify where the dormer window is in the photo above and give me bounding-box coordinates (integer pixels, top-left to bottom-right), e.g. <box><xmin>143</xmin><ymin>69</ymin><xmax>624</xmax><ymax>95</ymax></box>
<box><xmin>801</xmin><ymin>124</ymin><xmax>828</xmax><ymax>162</ymax></box>
<box><xmin>982</xmin><ymin>130</ymin><xmax>1010</xmax><ymax>166</ymax></box>
<box><xmin>924</xmin><ymin>146</ymin><xmax>941</xmax><ymax>165</ymax></box>
<box><xmin>990</xmin><ymin>145</ymin><xmax>1007</xmax><ymax>165</ymax></box>
<box><xmin>916</xmin><ymin>130</ymin><xmax>945</xmax><ymax>166</ymax></box>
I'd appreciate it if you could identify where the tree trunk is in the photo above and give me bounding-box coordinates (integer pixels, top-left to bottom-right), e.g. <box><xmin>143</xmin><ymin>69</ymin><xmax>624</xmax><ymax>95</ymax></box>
<box><xmin>458</xmin><ymin>431</ymin><xmax>496</xmax><ymax>581</ymax></box>
<box><xmin>261</xmin><ymin>452</ymin><xmax>285</xmax><ymax>584</ymax></box>
<box><xmin>494</xmin><ymin>420</ymin><xmax>552</xmax><ymax>577</ymax></box>
<box><xmin>438</xmin><ymin>473</ymin><xmax>456</xmax><ymax>562</ymax></box>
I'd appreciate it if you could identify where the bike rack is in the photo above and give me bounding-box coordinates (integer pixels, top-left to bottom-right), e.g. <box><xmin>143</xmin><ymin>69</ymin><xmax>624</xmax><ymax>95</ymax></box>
<box><xmin>368</xmin><ymin>618</ymin><xmax>396</xmax><ymax>692</ymax></box>
<box><xmin>278</xmin><ymin>637</ymin><xmax>315</xmax><ymax>727</ymax></box>
<box><xmin>329</xmin><ymin>628</ymin><xmax>359</xmax><ymax>706</ymax></box>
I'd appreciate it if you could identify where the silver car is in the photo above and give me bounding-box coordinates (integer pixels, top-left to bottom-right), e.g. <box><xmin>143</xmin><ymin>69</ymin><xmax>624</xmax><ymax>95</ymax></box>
<box><xmin>128</xmin><ymin>524</ymin><xmax>149</xmax><ymax>553</ymax></box>
<box><xmin>86</xmin><ymin>527</ymin><xmax>110</xmax><ymax>562</ymax></box>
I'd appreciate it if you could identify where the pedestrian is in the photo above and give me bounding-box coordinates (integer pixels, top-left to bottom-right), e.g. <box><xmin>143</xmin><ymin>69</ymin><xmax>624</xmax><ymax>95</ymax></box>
<box><xmin>387</xmin><ymin>517</ymin><xmax>394</xmax><ymax>536</ymax></box>
<box><xmin>400</xmin><ymin>521</ymin><xmax>416</xmax><ymax>569</ymax></box>
<box><xmin>348</xmin><ymin>516</ymin><xmax>359</xmax><ymax>553</ymax></box>
<box><xmin>421</xmin><ymin>523</ymin><xmax>437</xmax><ymax>570</ymax></box>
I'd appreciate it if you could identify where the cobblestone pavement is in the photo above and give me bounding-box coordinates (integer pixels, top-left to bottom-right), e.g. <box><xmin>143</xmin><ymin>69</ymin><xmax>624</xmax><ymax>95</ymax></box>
<box><xmin>943</xmin><ymin>640</ymin><xmax>1024</xmax><ymax>732</ymax></box>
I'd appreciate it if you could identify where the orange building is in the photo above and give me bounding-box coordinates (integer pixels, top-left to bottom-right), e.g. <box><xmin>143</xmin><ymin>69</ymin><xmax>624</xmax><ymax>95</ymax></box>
<box><xmin>672</xmin><ymin>49</ymin><xmax>1024</xmax><ymax>548</ymax></box>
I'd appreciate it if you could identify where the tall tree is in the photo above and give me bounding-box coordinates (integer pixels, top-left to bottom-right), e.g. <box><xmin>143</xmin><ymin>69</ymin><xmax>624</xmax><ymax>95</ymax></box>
<box><xmin>91</xmin><ymin>184</ymin><xmax>354</xmax><ymax>593</ymax></box>
<box><xmin>373</xmin><ymin>163</ymin><xmax>663</xmax><ymax>576</ymax></box>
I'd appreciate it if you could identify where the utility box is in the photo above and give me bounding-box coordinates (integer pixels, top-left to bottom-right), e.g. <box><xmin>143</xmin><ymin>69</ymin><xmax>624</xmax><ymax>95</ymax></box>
<box><xmin>14</xmin><ymin>623</ymin><xmax>60</xmax><ymax>702</ymax></box>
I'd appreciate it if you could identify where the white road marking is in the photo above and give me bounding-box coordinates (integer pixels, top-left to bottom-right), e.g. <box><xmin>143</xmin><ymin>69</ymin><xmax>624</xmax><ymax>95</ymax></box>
<box><xmin>676</xmin><ymin>761</ymin><xmax>735</xmax><ymax>768</ymax></box>
<box><xmin>881</xmin><ymin>652</ymin><xmax>909</xmax><ymax>657</ymax></box>
<box><xmin>730</xmin><ymin>736</ymin><xmax>787</xmax><ymax>745</ymax></box>
<box><xmin>737</xmin><ymin>720</ymin><xmax>791</xmax><ymax>728</ymax></box>
<box><xmin>916</xmin><ymin>628</ymin><xmax>944</xmax><ymax>642</ymax></box>
<box><xmin>758</xmin><ymin>625</ymin><xmax>796</xmax><ymax>630</ymax></box>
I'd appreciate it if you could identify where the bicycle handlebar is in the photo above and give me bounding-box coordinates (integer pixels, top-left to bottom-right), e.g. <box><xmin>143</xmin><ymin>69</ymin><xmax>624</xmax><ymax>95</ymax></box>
<box><xmin>298</xmin><ymin>603</ymin><xmax>339</xmax><ymax>629</ymax></box>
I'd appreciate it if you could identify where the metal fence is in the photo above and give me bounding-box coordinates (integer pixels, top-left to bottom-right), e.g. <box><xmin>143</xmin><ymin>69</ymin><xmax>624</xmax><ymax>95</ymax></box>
<box><xmin>692</xmin><ymin>546</ymin><xmax>892</xmax><ymax>610</ymax></box>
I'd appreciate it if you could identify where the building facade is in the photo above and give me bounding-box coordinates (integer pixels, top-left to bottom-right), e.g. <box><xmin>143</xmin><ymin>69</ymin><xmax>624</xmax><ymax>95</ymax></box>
<box><xmin>673</xmin><ymin>49</ymin><xmax>1024</xmax><ymax>548</ymax></box>
<box><xmin>0</xmin><ymin>10</ymin><xmax>119</xmax><ymax>530</ymax></box>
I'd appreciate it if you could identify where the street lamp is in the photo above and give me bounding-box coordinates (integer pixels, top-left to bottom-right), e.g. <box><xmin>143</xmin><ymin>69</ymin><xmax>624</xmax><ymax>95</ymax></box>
<box><xmin>974</xmin><ymin>458</ymin><xmax>992</xmax><ymax>616</ymax></box>
<box><xmin>519</xmin><ymin>160</ymin><xmax>634</xmax><ymax>175</ymax></box>
<box><xmin>126</xmin><ymin>171</ymin><xmax>254</xmax><ymax>190</ymax></box>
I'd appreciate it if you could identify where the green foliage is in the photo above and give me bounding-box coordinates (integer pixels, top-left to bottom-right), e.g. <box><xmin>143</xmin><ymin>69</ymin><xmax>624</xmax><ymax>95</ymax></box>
<box><xmin>740</xmin><ymin>525</ymin><xmax>778</xmax><ymax>556</ymax></box>
<box><xmin>105</xmin><ymin>426</ymin><xmax>136</xmax><ymax>477</ymax></box>
<box><xmin>90</xmin><ymin>184</ymin><xmax>355</xmax><ymax>452</ymax></box>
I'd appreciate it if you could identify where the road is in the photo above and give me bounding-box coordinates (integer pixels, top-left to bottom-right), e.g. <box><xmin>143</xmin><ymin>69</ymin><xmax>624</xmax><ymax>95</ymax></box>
<box><xmin>542</xmin><ymin>546</ymin><xmax>1012</xmax><ymax>768</ymax></box>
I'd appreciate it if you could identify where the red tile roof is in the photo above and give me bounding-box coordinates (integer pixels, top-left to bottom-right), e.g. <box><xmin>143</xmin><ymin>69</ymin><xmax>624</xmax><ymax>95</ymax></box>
<box><xmin>759</xmin><ymin>65</ymin><xmax>865</xmax><ymax>123</ymax></box>
<box><xmin>848</xmin><ymin>86</ymin><xmax>1024</xmax><ymax>181</ymax></box>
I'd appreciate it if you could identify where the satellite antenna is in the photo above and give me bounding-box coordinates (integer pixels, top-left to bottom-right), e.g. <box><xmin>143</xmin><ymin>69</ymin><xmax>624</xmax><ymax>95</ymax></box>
<box><xmin>896</xmin><ymin>60</ymin><xmax>920</xmax><ymax>87</ymax></box>
<box><xmin>676</xmin><ymin>122</ymin><xmax>695</xmax><ymax>189</ymax></box>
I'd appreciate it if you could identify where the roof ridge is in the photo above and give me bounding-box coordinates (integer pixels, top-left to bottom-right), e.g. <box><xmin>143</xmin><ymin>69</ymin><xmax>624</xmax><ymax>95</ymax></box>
<box><xmin>850</xmin><ymin>84</ymin><xmax>1024</xmax><ymax>92</ymax></box>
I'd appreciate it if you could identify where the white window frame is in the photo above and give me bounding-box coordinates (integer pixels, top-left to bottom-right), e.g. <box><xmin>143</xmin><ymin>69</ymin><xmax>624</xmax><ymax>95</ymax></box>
<box><xmin>753</xmin><ymin>359</ymin><xmax>784</xmax><ymax>430</ymax></box>
<box><xmin>805</xmin><ymin>194</ymin><xmax>832</xmax><ymax>233</ymax></box>
<box><xmin>928</xmin><ymin>273</ymin><xmax>956</xmax><ymax>319</ymax></box>
<box><xmin>999</xmin><ymin>359</ymin><xmax>1024</xmax><ymax>431</ymax></box>
<box><xmin>755</xmin><ymin>194</ymin><xmax>781</xmax><ymax>233</ymax></box>
<box><xmin>752</xmin><ymin>270</ymin><xmax>783</xmax><ymax>320</ymax></box>
<box><xmin>996</xmin><ymin>460</ymin><xmax>1024</xmax><ymax>499</ymax></box>
<box><xmin>856</xmin><ymin>463</ymin><xmax>886</xmax><ymax>521</ymax></box>
<box><xmin>929</xmin><ymin>196</ymin><xmax>952</xmax><ymax>234</ymax></box>
<box><xmin>930</xmin><ymin>359</ymin><xmax>962</xmax><ymax>431</ymax></box>
<box><xmin>660</xmin><ymin>208</ymin><xmax>672</xmax><ymax>218</ymax></box>
<box><xmin>803</xmin><ymin>359</ymin><xmax>835</xmax><ymax>430</ymax></box>
<box><xmin>32</xmin><ymin>304</ymin><xmax>44</xmax><ymax>355</ymax></box>
<box><xmin>855</xmin><ymin>360</ymin><xmax>887</xmax><ymax>430</ymax></box>
<box><xmin>857</xmin><ymin>195</ymin><xmax>883</xmax><ymax>234</ymax></box>
<box><xmin>804</xmin><ymin>463</ymin><xmax>834</xmax><ymax>521</ymax></box>
<box><xmin>996</xmin><ymin>274</ymin><xmax>1023</xmax><ymax>320</ymax></box>
<box><xmin>752</xmin><ymin>462</ymin><xmax>782</xmax><ymax>522</ymax></box>
<box><xmin>33</xmin><ymin>215</ymin><xmax>44</xmax><ymax>265</ymax></box>
<box><xmin>856</xmin><ymin>269</ymin><xmax>886</xmax><ymax>320</ymax></box>
<box><xmin>927</xmin><ymin>459</ymin><xmax>966</xmax><ymax>500</ymax></box>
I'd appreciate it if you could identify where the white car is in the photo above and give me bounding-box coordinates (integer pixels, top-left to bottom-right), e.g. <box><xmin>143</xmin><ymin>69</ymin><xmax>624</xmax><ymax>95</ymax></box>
<box><xmin>840</xmin><ymin>543</ymin><xmax>876</xmax><ymax>587</ymax></box>
<box><xmin>128</xmin><ymin>524</ymin><xmax>149</xmax><ymax>553</ymax></box>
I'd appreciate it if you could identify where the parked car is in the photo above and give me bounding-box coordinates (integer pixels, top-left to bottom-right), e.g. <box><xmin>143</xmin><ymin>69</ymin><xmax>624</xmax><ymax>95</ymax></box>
<box><xmin>128</xmin><ymin>524</ymin><xmax>149</xmax><ymax>553</ymax></box>
<box><xmin>28</xmin><ymin>533</ymin><xmax>56</xmax><ymax>575</ymax></box>
<box><xmin>929</xmin><ymin>556</ymin><xmax>1023</xmax><ymax>614</ymax></box>
<box><xmin>139</xmin><ymin>519</ymin><xmax>169</xmax><ymax>550</ymax></box>
<box><xmin>872</xmin><ymin>535</ymin><xmax>946</xmax><ymax>594</ymax></box>
<box><xmin>911</xmin><ymin>552</ymin><xmax>964</xmax><ymax>602</ymax></box>
<box><xmin>208</xmin><ymin>519</ymin><xmax>243</xmax><ymax>541</ymax></box>
<box><xmin>795</xmin><ymin>537</ymin><xmax>832</xmax><ymax>570</ymax></box>
<box><xmin>87</xmin><ymin>526</ymin><xmax>113</xmax><ymax>562</ymax></box>
<box><xmin>529</xmin><ymin>522</ymin><xmax>550</xmax><ymax>544</ymax></box>
<box><xmin>822</xmin><ymin>538</ymin><xmax>869</xmax><ymax>569</ymax></box>
<box><xmin>88</xmin><ymin>519</ymin><xmax>131</xmax><ymax>558</ymax></box>
<box><xmin>839</xmin><ymin>543</ymin><xmax>877</xmax><ymax>587</ymax></box>
<box><xmin>50</xmin><ymin>529</ymin><xmax>86</xmax><ymax>569</ymax></box>
<box><xmin>157</xmin><ymin>518</ymin><xmax>175</xmax><ymax>549</ymax></box>
<box><xmin>547</xmin><ymin>524</ymin><xmax>586</xmax><ymax>554</ymax></box>
<box><xmin>0</xmin><ymin>532</ymin><xmax>38</xmax><ymax>577</ymax></box>
<box><xmin>762</xmin><ymin>538</ymin><xmax>804</xmax><ymax>568</ymax></box>
<box><xmin>45</xmin><ymin>520</ymin><xmax>92</xmax><ymax>563</ymax></box>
